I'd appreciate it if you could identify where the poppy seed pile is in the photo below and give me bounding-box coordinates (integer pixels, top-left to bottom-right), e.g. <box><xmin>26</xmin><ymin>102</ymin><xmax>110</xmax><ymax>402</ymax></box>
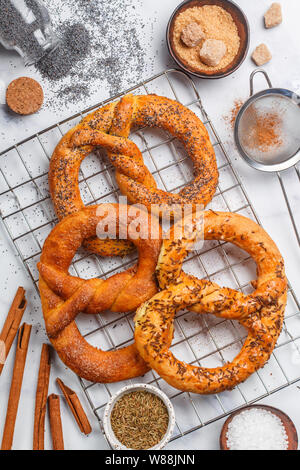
<box><xmin>36</xmin><ymin>22</ymin><xmax>91</xmax><ymax>82</ymax></box>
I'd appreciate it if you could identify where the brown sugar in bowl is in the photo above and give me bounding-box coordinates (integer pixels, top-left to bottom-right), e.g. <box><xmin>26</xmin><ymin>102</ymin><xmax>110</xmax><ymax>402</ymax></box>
<box><xmin>167</xmin><ymin>0</ymin><xmax>250</xmax><ymax>79</ymax></box>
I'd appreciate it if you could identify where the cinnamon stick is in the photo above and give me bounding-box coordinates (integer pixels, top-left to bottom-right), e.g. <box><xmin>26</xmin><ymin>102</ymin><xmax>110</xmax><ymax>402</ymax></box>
<box><xmin>56</xmin><ymin>378</ymin><xmax>92</xmax><ymax>435</ymax></box>
<box><xmin>0</xmin><ymin>287</ymin><xmax>27</xmax><ymax>374</ymax></box>
<box><xmin>48</xmin><ymin>394</ymin><xmax>64</xmax><ymax>450</ymax></box>
<box><xmin>1</xmin><ymin>323</ymin><xmax>32</xmax><ymax>450</ymax></box>
<box><xmin>33</xmin><ymin>344</ymin><xmax>51</xmax><ymax>450</ymax></box>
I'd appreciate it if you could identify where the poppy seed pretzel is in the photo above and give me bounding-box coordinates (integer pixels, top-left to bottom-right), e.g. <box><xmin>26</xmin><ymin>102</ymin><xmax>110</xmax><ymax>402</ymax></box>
<box><xmin>49</xmin><ymin>94</ymin><xmax>218</xmax><ymax>257</ymax></box>
<box><xmin>134</xmin><ymin>211</ymin><xmax>287</xmax><ymax>394</ymax></box>
<box><xmin>38</xmin><ymin>204</ymin><xmax>162</xmax><ymax>383</ymax></box>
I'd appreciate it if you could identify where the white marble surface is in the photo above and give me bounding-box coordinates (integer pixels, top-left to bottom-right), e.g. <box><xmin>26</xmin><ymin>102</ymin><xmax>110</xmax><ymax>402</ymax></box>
<box><xmin>0</xmin><ymin>0</ymin><xmax>300</xmax><ymax>450</ymax></box>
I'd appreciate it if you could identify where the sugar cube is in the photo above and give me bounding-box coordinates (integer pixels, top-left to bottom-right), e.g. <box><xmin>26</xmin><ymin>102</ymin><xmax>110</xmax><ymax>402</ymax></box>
<box><xmin>252</xmin><ymin>44</ymin><xmax>272</xmax><ymax>66</ymax></box>
<box><xmin>264</xmin><ymin>3</ymin><xmax>282</xmax><ymax>29</ymax></box>
<box><xmin>199</xmin><ymin>39</ymin><xmax>227</xmax><ymax>67</ymax></box>
<box><xmin>181</xmin><ymin>22</ymin><xmax>205</xmax><ymax>48</ymax></box>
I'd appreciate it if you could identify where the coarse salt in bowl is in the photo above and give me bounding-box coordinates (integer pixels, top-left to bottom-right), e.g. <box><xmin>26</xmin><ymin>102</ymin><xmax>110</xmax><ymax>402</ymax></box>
<box><xmin>220</xmin><ymin>405</ymin><xmax>298</xmax><ymax>450</ymax></box>
<box><xmin>103</xmin><ymin>383</ymin><xmax>176</xmax><ymax>450</ymax></box>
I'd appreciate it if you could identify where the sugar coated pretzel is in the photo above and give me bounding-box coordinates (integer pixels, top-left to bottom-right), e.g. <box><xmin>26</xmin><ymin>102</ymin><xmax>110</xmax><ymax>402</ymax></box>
<box><xmin>134</xmin><ymin>211</ymin><xmax>287</xmax><ymax>394</ymax></box>
<box><xmin>49</xmin><ymin>94</ymin><xmax>218</xmax><ymax>257</ymax></box>
<box><xmin>38</xmin><ymin>204</ymin><xmax>162</xmax><ymax>382</ymax></box>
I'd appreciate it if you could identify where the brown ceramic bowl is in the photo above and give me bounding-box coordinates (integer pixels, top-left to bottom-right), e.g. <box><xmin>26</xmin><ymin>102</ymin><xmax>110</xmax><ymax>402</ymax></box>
<box><xmin>167</xmin><ymin>0</ymin><xmax>250</xmax><ymax>79</ymax></box>
<box><xmin>220</xmin><ymin>405</ymin><xmax>298</xmax><ymax>450</ymax></box>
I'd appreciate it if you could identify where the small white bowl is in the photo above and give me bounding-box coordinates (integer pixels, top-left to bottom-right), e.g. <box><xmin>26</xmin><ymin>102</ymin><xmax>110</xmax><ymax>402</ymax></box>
<box><xmin>103</xmin><ymin>383</ymin><xmax>176</xmax><ymax>450</ymax></box>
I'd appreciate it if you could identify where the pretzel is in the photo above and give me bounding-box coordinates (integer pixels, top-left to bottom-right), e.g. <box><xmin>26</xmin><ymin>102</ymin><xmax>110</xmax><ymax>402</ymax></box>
<box><xmin>135</xmin><ymin>211</ymin><xmax>287</xmax><ymax>394</ymax></box>
<box><xmin>38</xmin><ymin>204</ymin><xmax>162</xmax><ymax>382</ymax></box>
<box><xmin>49</xmin><ymin>94</ymin><xmax>218</xmax><ymax>257</ymax></box>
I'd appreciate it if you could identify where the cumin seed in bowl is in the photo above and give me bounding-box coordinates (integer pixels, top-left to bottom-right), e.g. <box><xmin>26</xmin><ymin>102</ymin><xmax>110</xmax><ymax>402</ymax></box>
<box><xmin>103</xmin><ymin>383</ymin><xmax>175</xmax><ymax>450</ymax></box>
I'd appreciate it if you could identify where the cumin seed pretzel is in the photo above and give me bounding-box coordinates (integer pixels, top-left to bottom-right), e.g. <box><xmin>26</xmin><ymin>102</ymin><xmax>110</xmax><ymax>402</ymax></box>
<box><xmin>134</xmin><ymin>211</ymin><xmax>287</xmax><ymax>394</ymax></box>
<box><xmin>38</xmin><ymin>204</ymin><xmax>163</xmax><ymax>382</ymax></box>
<box><xmin>49</xmin><ymin>94</ymin><xmax>218</xmax><ymax>257</ymax></box>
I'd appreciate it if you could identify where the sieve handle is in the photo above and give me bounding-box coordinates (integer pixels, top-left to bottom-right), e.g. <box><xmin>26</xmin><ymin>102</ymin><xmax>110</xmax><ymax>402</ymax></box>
<box><xmin>277</xmin><ymin>171</ymin><xmax>300</xmax><ymax>247</ymax></box>
<box><xmin>250</xmin><ymin>69</ymin><xmax>273</xmax><ymax>97</ymax></box>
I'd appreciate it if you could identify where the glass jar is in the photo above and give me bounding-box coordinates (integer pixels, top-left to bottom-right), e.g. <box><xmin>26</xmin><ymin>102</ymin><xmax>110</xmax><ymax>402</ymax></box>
<box><xmin>0</xmin><ymin>0</ymin><xmax>59</xmax><ymax>65</ymax></box>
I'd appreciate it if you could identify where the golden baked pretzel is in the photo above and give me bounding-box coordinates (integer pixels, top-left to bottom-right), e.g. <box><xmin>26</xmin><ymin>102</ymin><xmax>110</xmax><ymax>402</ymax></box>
<box><xmin>49</xmin><ymin>94</ymin><xmax>218</xmax><ymax>257</ymax></box>
<box><xmin>38</xmin><ymin>204</ymin><xmax>162</xmax><ymax>382</ymax></box>
<box><xmin>135</xmin><ymin>211</ymin><xmax>287</xmax><ymax>394</ymax></box>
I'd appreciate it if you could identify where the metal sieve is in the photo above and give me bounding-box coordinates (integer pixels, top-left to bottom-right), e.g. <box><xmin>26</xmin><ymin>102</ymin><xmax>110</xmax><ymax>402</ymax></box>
<box><xmin>235</xmin><ymin>69</ymin><xmax>300</xmax><ymax>246</ymax></box>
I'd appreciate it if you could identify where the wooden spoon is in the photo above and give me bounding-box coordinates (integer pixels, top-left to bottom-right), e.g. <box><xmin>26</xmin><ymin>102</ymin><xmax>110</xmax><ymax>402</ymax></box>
<box><xmin>220</xmin><ymin>405</ymin><xmax>298</xmax><ymax>450</ymax></box>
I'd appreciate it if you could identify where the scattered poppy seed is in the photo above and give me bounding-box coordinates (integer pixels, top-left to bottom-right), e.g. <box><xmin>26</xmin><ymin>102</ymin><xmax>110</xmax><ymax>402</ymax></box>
<box><xmin>36</xmin><ymin>0</ymin><xmax>152</xmax><ymax>107</ymax></box>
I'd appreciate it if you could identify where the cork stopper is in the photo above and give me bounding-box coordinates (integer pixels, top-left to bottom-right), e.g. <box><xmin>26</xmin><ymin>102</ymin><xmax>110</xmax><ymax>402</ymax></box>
<box><xmin>6</xmin><ymin>77</ymin><xmax>44</xmax><ymax>115</ymax></box>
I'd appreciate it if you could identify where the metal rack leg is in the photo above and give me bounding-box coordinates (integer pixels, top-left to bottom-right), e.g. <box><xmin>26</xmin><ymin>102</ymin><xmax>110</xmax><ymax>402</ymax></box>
<box><xmin>277</xmin><ymin>171</ymin><xmax>300</xmax><ymax>247</ymax></box>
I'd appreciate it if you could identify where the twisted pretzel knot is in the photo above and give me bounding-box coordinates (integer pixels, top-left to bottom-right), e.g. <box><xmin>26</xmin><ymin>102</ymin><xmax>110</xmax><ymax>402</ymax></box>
<box><xmin>134</xmin><ymin>211</ymin><xmax>287</xmax><ymax>394</ymax></box>
<box><xmin>38</xmin><ymin>204</ymin><xmax>162</xmax><ymax>383</ymax></box>
<box><xmin>49</xmin><ymin>94</ymin><xmax>218</xmax><ymax>258</ymax></box>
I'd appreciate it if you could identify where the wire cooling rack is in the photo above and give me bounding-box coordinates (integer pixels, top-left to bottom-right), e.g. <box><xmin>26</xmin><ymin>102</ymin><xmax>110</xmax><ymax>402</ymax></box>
<box><xmin>1</xmin><ymin>69</ymin><xmax>300</xmax><ymax>446</ymax></box>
